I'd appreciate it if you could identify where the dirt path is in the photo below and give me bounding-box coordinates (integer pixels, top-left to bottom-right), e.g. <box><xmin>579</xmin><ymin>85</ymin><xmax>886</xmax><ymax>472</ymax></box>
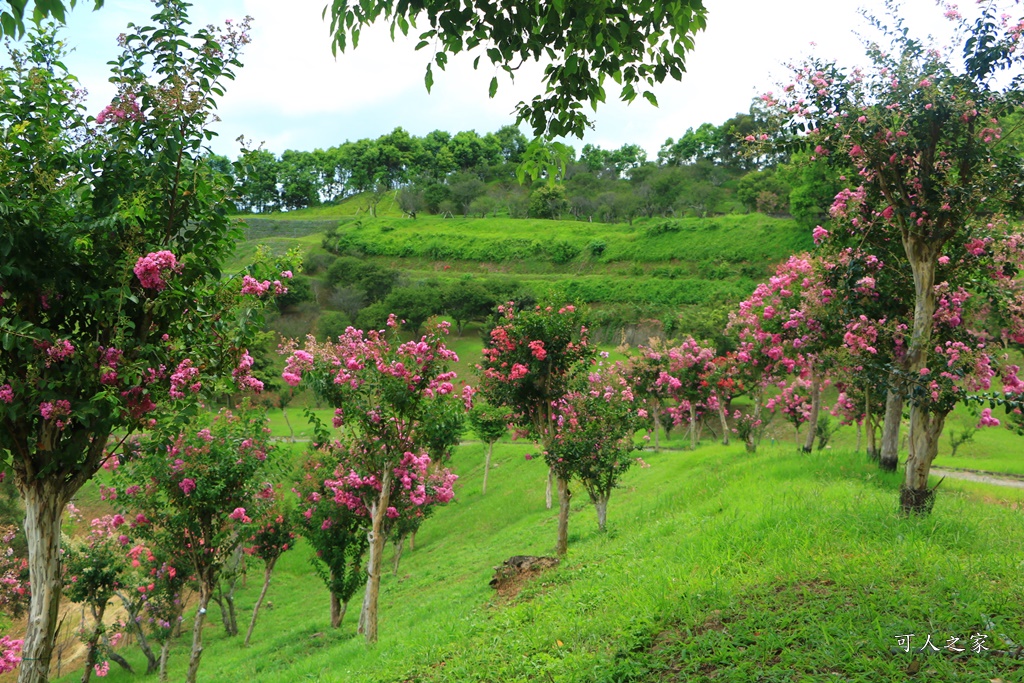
<box><xmin>932</xmin><ymin>466</ymin><xmax>1024</xmax><ymax>489</ymax></box>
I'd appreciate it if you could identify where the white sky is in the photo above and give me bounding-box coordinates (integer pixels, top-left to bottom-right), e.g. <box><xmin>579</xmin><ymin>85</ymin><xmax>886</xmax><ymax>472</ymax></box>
<box><xmin>17</xmin><ymin>0</ymin><xmax>960</xmax><ymax>160</ymax></box>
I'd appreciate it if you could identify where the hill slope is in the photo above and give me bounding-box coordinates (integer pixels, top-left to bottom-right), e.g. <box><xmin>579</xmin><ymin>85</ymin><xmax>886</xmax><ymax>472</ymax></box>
<box><xmin>79</xmin><ymin>442</ymin><xmax>1024</xmax><ymax>683</ymax></box>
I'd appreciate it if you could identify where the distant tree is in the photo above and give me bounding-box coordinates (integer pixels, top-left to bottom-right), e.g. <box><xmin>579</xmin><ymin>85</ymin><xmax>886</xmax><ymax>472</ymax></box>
<box><xmin>236</xmin><ymin>148</ymin><xmax>280</xmax><ymax>213</ymax></box>
<box><xmin>381</xmin><ymin>287</ymin><xmax>444</xmax><ymax>333</ymax></box>
<box><xmin>469</xmin><ymin>194</ymin><xmax>497</xmax><ymax>217</ymax></box>
<box><xmin>397</xmin><ymin>186</ymin><xmax>426</xmax><ymax>218</ymax></box>
<box><xmin>318</xmin><ymin>311</ymin><xmax>353</xmax><ymax>341</ymax></box>
<box><xmin>529</xmin><ymin>184</ymin><xmax>568</xmax><ymax>218</ymax></box>
<box><xmin>278</xmin><ymin>149</ymin><xmax>323</xmax><ymax>210</ymax></box>
<box><xmin>448</xmin><ymin>173</ymin><xmax>486</xmax><ymax>215</ymax></box>
<box><xmin>493</xmin><ymin>125</ymin><xmax>529</xmax><ymax>164</ymax></box>
<box><xmin>467</xmin><ymin>403</ymin><xmax>508</xmax><ymax>494</ymax></box>
<box><xmin>658</xmin><ymin>122</ymin><xmax>723</xmax><ymax>166</ymax></box>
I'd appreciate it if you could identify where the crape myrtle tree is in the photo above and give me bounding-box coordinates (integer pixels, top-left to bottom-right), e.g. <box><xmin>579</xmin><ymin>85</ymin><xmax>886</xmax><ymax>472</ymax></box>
<box><xmin>476</xmin><ymin>303</ymin><xmax>593</xmax><ymax>555</ymax></box>
<box><xmin>62</xmin><ymin>515</ymin><xmax>131</xmax><ymax>683</ymax></box>
<box><xmin>242</xmin><ymin>494</ymin><xmax>296</xmax><ymax>647</ymax></box>
<box><xmin>757</xmin><ymin>0</ymin><xmax>1024</xmax><ymax>512</ymax></box>
<box><xmin>281</xmin><ymin>318</ymin><xmax>463</xmax><ymax>644</ymax></box>
<box><xmin>0</xmin><ymin>5</ymin><xmax>283</xmax><ymax>680</ymax></box>
<box><xmin>657</xmin><ymin>337</ymin><xmax>717</xmax><ymax>450</ymax></box>
<box><xmin>547</xmin><ymin>363</ymin><xmax>645</xmax><ymax>533</ymax></box>
<box><xmin>112</xmin><ymin>405</ymin><xmax>276</xmax><ymax>683</ymax></box>
<box><xmin>623</xmin><ymin>342</ymin><xmax>672</xmax><ymax>451</ymax></box>
<box><xmin>467</xmin><ymin>402</ymin><xmax>509</xmax><ymax>494</ymax></box>
<box><xmin>292</xmin><ymin>449</ymin><xmax>368</xmax><ymax>629</ymax></box>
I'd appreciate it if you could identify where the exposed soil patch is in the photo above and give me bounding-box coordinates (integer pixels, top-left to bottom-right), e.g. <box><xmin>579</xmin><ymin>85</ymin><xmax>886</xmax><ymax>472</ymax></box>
<box><xmin>488</xmin><ymin>555</ymin><xmax>559</xmax><ymax>600</ymax></box>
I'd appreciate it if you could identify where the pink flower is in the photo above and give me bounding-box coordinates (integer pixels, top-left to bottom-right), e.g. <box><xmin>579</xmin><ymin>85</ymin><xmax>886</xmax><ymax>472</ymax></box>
<box><xmin>94</xmin><ymin>661</ymin><xmax>109</xmax><ymax>677</ymax></box>
<box><xmin>0</xmin><ymin>384</ymin><xmax>12</xmax><ymax>404</ymax></box>
<box><xmin>179</xmin><ymin>478</ymin><xmax>196</xmax><ymax>496</ymax></box>
<box><xmin>812</xmin><ymin>226</ymin><xmax>829</xmax><ymax>244</ymax></box>
<box><xmin>229</xmin><ymin>507</ymin><xmax>251</xmax><ymax>523</ymax></box>
<box><xmin>134</xmin><ymin>251</ymin><xmax>181</xmax><ymax>291</ymax></box>
<box><xmin>978</xmin><ymin>408</ymin><xmax>1000</xmax><ymax>427</ymax></box>
<box><xmin>385</xmin><ymin>506</ymin><xmax>399</xmax><ymax>519</ymax></box>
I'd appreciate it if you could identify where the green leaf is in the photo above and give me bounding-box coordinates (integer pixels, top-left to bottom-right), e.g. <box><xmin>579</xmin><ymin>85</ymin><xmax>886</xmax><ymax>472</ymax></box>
<box><xmin>642</xmin><ymin>90</ymin><xmax>658</xmax><ymax>107</ymax></box>
<box><xmin>424</xmin><ymin>63</ymin><xmax>434</xmax><ymax>92</ymax></box>
<box><xmin>488</xmin><ymin>76</ymin><xmax>498</xmax><ymax>98</ymax></box>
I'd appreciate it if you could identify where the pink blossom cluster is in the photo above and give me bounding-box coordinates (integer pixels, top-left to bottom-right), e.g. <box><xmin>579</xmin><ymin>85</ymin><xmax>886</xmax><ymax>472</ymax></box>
<box><xmin>240</xmin><ymin>275</ymin><xmax>287</xmax><ymax>297</ymax></box>
<box><xmin>39</xmin><ymin>399</ymin><xmax>72</xmax><ymax>429</ymax></box>
<box><xmin>978</xmin><ymin>408</ymin><xmax>1000</xmax><ymax>427</ymax></box>
<box><xmin>44</xmin><ymin>339</ymin><xmax>76</xmax><ymax>366</ymax></box>
<box><xmin>134</xmin><ymin>251</ymin><xmax>181</xmax><ymax>291</ymax></box>
<box><xmin>232</xmin><ymin>351</ymin><xmax>264</xmax><ymax>393</ymax></box>
<box><xmin>228</xmin><ymin>507</ymin><xmax>251</xmax><ymax>523</ymax></box>
<box><xmin>98</xmin><ymin>346</ymin><xmax>123</xmax><ymax>385</ymax></box>
<box><xmin>0</xmin><ymin>636</ymin><xmax>22</xmax><ymax>674</ymax></box>
<box><xmin>169</xmin><ymin>359</ymin><xmax>201</xmax><ymax>399</ymax></box>
<box><xmin>0</xmin><ymin>385</ymin><xmax>12</xmax><ymax>404</ymax></box>
<box><xmin>96</xmin><ymin>93</ymin><xmax>143</xmax><ymax>125</ymax></box>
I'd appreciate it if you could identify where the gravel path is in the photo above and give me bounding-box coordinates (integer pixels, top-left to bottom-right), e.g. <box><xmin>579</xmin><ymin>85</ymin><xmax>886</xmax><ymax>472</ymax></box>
<box><xmin>932</xmin><ymin>467</ymin><xmax>1024</xmax><ymax>489</ymax></box>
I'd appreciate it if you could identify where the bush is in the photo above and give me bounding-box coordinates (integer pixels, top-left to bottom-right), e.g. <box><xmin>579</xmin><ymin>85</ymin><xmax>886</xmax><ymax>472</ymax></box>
<box><xmin>318</xmin><ymin>311</ymin><xmax>352</xmax><ymax>341</ymax></box>
<box><xmin>302</xmin><ymin>252</ymin><xmax>336</xmax><ymax>275</ymax></box>
<box><xmin>546</xmin><ymin>240</ymin><xmax>582</xmax><ymax>265</ymax></box>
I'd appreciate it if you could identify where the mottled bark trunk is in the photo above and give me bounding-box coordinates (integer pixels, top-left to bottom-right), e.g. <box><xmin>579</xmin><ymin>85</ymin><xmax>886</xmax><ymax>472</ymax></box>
<box><xmin>330</xmin><ymin>593</ymin><xmax>346</xmax><ymax>629</ymax></box>
<box><xmin>243</xmin><ymin>557</ymin><xmax>277</xmax><ymax>647</ymax></box>
<box><xmin>282</xmin><ymin>407</ymin><xmax>294</xmax><ymax>442</ymax></box>
<box><xmin>17</xmin><ymin>478</ymin><xmax>72</xmax><ymax>683</ymax></box>
<box><xmin>392</xmin><ymin>535</ymin><xmax>404</xmax><ymax>577</ymax></box>
<box><xmin>185</xmin><ymin>582</ymin><xmax>212</xmax><ymax>683</ymax></box>
<box><xmin>745</xmin><ymin>389</ymin><xmax>763</xmax><ymax>453</ymax></box>
<box><xmin>802</xmin><ymin>372</ymin><xmax>822</xmax><ymax>453</ymax></box>
<box><xmin>879</xmin><ymin>388</ymin><xmax>904</xmax><ymax>471</ymax></box>
<box><xmin>545</xmin><ymin>467</ymin><xmax>554</xmax><ymax>510</ymax></box>
<box><xmin>718</xmin><ymin>400</ymin><xmax>730</xmax><ymax>446</ymax></box>
<box><xmin>902</xmin><ymin>409</ymin><xmax>948</xmax><ymax>514</ymax></box>
<box><xmin>158</xmin><ymin>640</ymin><xmax>171</xmax><ymax>683</ymax></box>
<box><xmin>899</xmin><ymin>239</ymin><xmax>941</xmax><ymax>512</ymax></box>
<box><xmin>594</xmin><ymin>494</ymin><xmax>609</xmax><ymax>532</ymax></box>
<box><xmin>79</xmin><ymin>603</ymin><xmax>106</xmax><ymax>683</ymax></box>
<box><xmin>482</xmin><ymin>442</ymin><xmax>493</xmax><ymax>495</ymax></box>
<box><xmin>855</xmin><ymin>420</ymin><xmax>863</xmax><ymax>453</ymax></box>
<box><xmin>688</xmin><ymin>403</ymin><xmax>697</xmax><ymax>450</ymax></box>
<box><xmin>358</xmin><ymin>469</ymin><xmax>391</xmax><ymax>644</ymax></box>
<box><xmin>555</xmin><ymin>476</ymin><xmax>571</xmax><ymax>556</ymax></box>
<box><xmin>652</xmin><ymin>408</ymin><xmax>662</xmax><ymax>452</ymax></box>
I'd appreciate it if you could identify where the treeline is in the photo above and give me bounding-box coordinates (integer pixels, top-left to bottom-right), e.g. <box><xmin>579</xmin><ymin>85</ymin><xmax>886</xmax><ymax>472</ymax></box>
<box><xmin>220</xmin><ymin>112</ymin><xmax>844</xmax><ymax>228</ymax></box>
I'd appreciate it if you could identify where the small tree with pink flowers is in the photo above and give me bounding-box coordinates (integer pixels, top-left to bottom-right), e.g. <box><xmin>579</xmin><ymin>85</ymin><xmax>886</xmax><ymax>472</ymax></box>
<box><xmin>657</xmin><ymin>337</ymin><xmax>718</xmax><ymax>450</ymax></box>
<box><xmin>63</xmin><ymin>515</ymin><xmax>133</xmax><ymax>683</ymax></box>
<box><xmin>112</xmin><ymin>405</ymin><xmax>274</xmax><ymax>683</ymax></box>
<box><xmin>476</xmin><ymin>303</ymin><xmax>594</xmax><ymax>554</ymax></box>
<box><xmin>281</xmin><ymin>319</ymin><xmax>463</xmax><ymax>644</ymax></box>
<box><xmin>547</xmin><ymin>363</ymin><xmax>645</xmax><ymax>533</ymax></box>
<box><xmin>242</xmin><ymin>495</ymin><xmax>296</xmax><ymax>647</ymax></box>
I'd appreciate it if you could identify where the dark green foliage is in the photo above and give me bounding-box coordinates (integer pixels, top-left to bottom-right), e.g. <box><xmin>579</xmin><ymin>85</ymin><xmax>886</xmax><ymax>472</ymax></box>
<box><xmin>275</xmin><ymin>275</ymin><xmax>313</xmax><ymax>312</ymax></box>
<box><xmin>318</xmin><ymin>311</ymin><xmax>352</xmax><ymax>341</ymax></box>
<box><xmin>529</xmin><ymin>183</ymin><xmax>568</xmax><ymax>219</ymax></box>
<box><xmin>381</xmin><ymin>286</ymin><xmax>444</xmax><ymax>332</ymax></box>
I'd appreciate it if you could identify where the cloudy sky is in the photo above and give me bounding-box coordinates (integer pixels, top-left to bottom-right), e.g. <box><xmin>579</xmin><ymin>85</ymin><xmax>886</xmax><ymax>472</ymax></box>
<box><xmin>32</xmin><ymin>0</ymin><xmax>956</xmax><ymax>160</ymax></box>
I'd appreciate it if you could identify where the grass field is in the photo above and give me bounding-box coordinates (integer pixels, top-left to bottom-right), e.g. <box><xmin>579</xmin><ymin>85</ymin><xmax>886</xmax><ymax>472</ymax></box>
<box><xmin>62</xmin><ymin>412</ymin><xmax>1024</xmax><ymax>683</ymax></box>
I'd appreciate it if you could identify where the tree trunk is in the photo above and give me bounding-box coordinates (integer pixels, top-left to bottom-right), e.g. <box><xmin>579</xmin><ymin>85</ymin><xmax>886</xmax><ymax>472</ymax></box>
<box><xmin>856</xmin><ymin>419</ymin><xmax>863</xmax><ymax>453</ymax></box>
<box><xmin>652</xmin><ymin>408</ymin><xmax>662</xmax><ymax>452</ymax></box>
<box><xmin>899</xmin><ymin>239</ymin><xmax>941</xmax><ymax>512</ymax></box>
<box><xmin>902</xmin><ymin>408</ymin><xmax>948</xmax><ymax>514</ymax></box>
<box><xmin>392</xmin><ymin>535</ymin><xmax>404</xmax><ymax>577</ymax></box>
<box><xmin>745</xmin><ymin>389</ymin><xmax>763</xmax><ymax>454</ymax></box>
<box><xmin>17</xmin><ymin>478</ymin><xmax>72</xmax><ymax>683</ymax></box>
<box><xmin>688</xmin><ymin>403</ymin><xmax>697</xmax><ymax>450</ymax></box>
<box><xmin>555</xmin><ymin>476</ymin><xmax>571</xmax><ymax>556</ymax></box>
<box><xmin>158</xmin><ymin>640</ymin><xmax>171</xmax><ymax>683</ymax></box>
<box><xmin>594</xmin><ymin>494</ymin><xmax>609</xmax><ymax>532</ymax></box>
<box><xmin>117</xmin><ymin>593</ymin><xmax>158</xmax><ymax>674</ymax></box>
<box><xmin>482</xmin><ymin>442</ymin><xmax>493</xmax><ymax>495</ymax></box>
<box><xmin>330</xmin><ymin>593</ymin><xmax>347</xmax><ymax>629</ymax></box>
<box><xmin>802</xmin><ymin>371</ymin><xmax>822</xmax><ymax>453</ymax></box>
<box><xmin>282</xmin><ymin>407</ymin><xmax>294</xmax><ymax>442</ymax></box>
<box><xmin>358</xmin><ymin>469</ymin><xmax>391</xmax><ymax>644</ymax></box>
<box><xmin>80</xmin><ymin>603</ymin><xmax>106</xmax><ymax>683</ymax></box>
<box><xmin>243</xmin><ymin>557</ymin><xmax>277</xmax><ymax>647</ymax></box>
<box><xmin>718</xmin><ymin>399</ymin><xmax>730</xmax><ymax>446</ymax></box>
<box><xmin>185</xmin><ymin>582</ymin><xmax>212</xmax><ymax>683</ymax></box>
<box><xmin>545</xmin><ymin>467</ymin><xmax>554</xmax><ymax>510</ymax></box>
<box><xmin>879</xmin><ymin>388</ymin><xmax>903</xmax><ymax>471</ymax></box>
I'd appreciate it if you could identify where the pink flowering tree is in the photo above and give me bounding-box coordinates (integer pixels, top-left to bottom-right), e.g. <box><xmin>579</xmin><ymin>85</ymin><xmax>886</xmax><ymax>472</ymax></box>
<box><xmin>112</xmin><ymin>406</ymin><xmax>274</xmax><ymax>683</ymax></box>
<box><xmin>476</xmin><ymin>303</ymin><xmax>593</xmax><ymax>554</ymax></box>
<box><xmin>756</xmin><ymin>1</ymin><xmax>1024</xmax><ymax>511</ymax></box>
<box><xmin>131</xmin><ymin>546</ymin><xmax>191</xmax><ymax>683</ymax></box>
<box><xmin>292</xmin><ymin>451</ymin><xmax>369</xmax><ymax>629</ymax></box>
<box><xmin>62</xmin><ymin>516</ymin><xmax>132</xmax><ymax>683</ymax></box>
<box><xmin>0</xmin><ymin>6</ymin><xmax>293</xmax><ymax>679</ymax></box>
<box><xmin>467</xmin><ymin>402</ymin><xmax>509</xmax><ymax>494</ymax></box>
<box><xmin>623</xmin><ymin>343</ymin><xmax>672</xmax><ymax>451</ymax></box>
<box><xmin>657</xmin><ymin>337</ymin><xmax>718</xmax><ymax>450</ymax></box>
<box><xmin>547</xmin><ymin>364</ymin><xmax>645</xmax><ymax>533</ymax></box>
<box><xmin>767</xmin><ymin>379</ymin><xmax>812</xmax><ymax>445</ymax></box>
<box><xmin>281</xmin><ymin>319</ymin><xmax>463</xmax><ymax>644</ymax></box>
<box><xmin>242</xmin><ymin>495</ymin><xmax>296</xmax><ymax>647</ymax></box>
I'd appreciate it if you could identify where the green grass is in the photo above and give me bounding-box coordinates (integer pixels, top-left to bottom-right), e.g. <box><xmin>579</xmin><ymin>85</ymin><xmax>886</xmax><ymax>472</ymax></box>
<box><xmin>71</xmin><ymin>434</ymin><xmax>1024</xmax><ymax>683</ymax></box>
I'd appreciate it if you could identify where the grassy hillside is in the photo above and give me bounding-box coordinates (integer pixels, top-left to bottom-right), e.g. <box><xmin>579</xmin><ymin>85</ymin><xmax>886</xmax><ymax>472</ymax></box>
<box><xmin>69</xmin><ymin>433</ymin><xmax>1024</xmax><ymax>683</ymax></box>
